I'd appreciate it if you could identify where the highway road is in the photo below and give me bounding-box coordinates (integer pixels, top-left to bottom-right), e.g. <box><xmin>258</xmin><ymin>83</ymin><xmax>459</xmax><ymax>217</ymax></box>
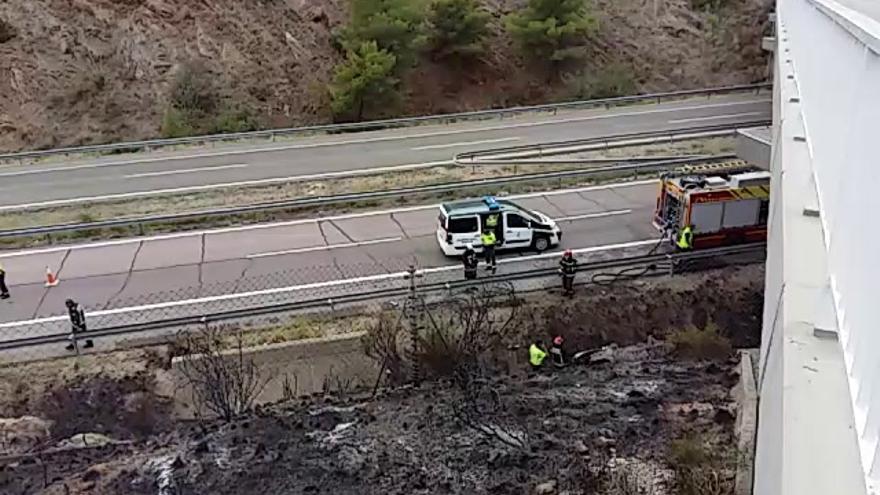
<box><xmin>0</xmin><ymin>94</ymin><xmax>769</xmax><ymax>209</ymax></box>
<box><xmin>0</xmin><ymin>180</ymin><xmax>662</xmax><ymax>324</ymax></box>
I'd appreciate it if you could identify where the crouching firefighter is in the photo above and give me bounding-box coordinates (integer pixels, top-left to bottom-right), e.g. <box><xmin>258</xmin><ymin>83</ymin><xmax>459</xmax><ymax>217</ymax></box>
<box><xmin>676</xmin><ymin>225</ymin><xmax>694</xmax><ymax>251</ymax></box>
<box><xmin>558</xmin><ymin>249</ymin><xmax>577</xmax><ymax>296</ymax></box>
<box><xmin>462</xmin><ymin>243</ymin><xmax>479</xmax><ymax>280</ymax></box>
<box><xmin>65</xmin><ymin>299</ymin><xmax>94</xmax><ymax>353</ymax></box>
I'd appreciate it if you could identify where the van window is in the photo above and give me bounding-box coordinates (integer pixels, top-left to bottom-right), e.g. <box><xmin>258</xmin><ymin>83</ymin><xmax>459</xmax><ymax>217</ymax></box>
<box><xmin>506</xmin><ymin>214</ymin><xmax>529</xmax><ymax>229</ymax></box>
<box><xmin>448</xmin><ymin>216</ymin><xmax>478</xmax><ymax>233</ymax></box>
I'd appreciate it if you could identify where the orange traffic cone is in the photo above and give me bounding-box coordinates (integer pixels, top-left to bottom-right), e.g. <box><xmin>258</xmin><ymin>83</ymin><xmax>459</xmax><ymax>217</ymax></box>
<box><xmin>45</xmin><ymin>266</ymin><xmax>59</xmax><ymax>287</ymax></box>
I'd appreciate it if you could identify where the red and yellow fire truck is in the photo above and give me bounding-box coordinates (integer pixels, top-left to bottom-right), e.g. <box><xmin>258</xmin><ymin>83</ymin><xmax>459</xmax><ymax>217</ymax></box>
<box><xmin>653</xmin><ymin>165</ymin><xmax>770</xmax><ymax>249</ymax></box>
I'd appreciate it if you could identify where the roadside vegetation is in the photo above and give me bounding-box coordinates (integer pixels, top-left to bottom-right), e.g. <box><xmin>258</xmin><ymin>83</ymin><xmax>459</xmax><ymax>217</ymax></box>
<box><xmin>328</xmin><ymin>0</ymin><xmax>600</xmax><ymax>120</ymax></box>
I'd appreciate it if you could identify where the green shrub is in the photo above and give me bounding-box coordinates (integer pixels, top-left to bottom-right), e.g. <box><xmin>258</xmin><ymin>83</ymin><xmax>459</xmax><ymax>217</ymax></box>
<box><xmin>566</xmin><ymin>62</ymin><xmax>637</xmax><ymax>100</ymax></box>
<box><xmin>211</xmin><ymin>108</ymin><xmax>259</xmax><ymax>134</ymax></box>
<box><xmin>667</xmin><ymin>321</ymin><xmax>732</xmax><ymax>360</ymax></box>
<box><xmin>425</xmin><ymin>0</ymin><xmax>490</xmax><ymax>59</ymax></box>
<box><xmin>160</xmin><ymin>107</ymin><xmax>196</xmax><ymax>138</ymax></box>
<box><xmin>342</xmin><ymin>0</ymin><xmax>427</xmax><ymax>63</ymax></box>
<box><xmin>169</xmin><ymin>61</ymin><xmax>218</xmax><ymax>116</ymax></box>
<box><xmin>506</xmin><ymin>0</ymin><xmax>598</xmax><ymax>64</ymax></box>
<box><xmin>330</xmin><ymin>41</ymin><xmax>399</xmax><ymax>120</ymax></box>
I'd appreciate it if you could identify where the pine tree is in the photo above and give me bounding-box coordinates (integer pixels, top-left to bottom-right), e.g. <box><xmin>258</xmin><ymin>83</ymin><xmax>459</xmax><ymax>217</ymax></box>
<box><xmin>506</xmin><ymin>0</ymin><xmax>598</xmax><ymax>63</ymax></box>
<box><xmin>330</xmin><ymin>41</ymin><xmax>399</xmax><ymax>121</ymax></box>
<box><xmin>425</xmin><ymin>0</ymin><xmax>490</xmax><ymax>59</ymax></box>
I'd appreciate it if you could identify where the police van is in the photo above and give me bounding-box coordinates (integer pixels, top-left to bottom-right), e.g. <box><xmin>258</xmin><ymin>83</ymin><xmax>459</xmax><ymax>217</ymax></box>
<box><xmin>436</xmin><ymin>196</ymin><xmax>562</xmax><ymax>256</ymax></box>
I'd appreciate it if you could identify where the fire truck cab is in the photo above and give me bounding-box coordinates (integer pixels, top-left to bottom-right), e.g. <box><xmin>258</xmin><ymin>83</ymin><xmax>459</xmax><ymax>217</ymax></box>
<box><xmin>653</xmin><ymin>169</ymin><xmax>770</xmax><ymax>249</ymax></box>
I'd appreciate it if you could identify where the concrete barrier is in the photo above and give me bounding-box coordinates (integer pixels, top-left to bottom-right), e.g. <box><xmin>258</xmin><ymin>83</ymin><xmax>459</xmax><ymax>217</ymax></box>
<box><xmin>169</xmin><ymin>332</ymin><xmax>378</xmax><ymax>418</ymax></box>
<box><xmin>734</xmin><ymin>350</ymin><xmax>759</xmax><ymax>495</ymax></box>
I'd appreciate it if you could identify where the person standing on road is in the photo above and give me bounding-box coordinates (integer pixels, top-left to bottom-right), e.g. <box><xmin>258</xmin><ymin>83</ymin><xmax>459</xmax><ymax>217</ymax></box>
<box><xmin>65</xmin><ymin>299</ymin><xmax>94</xmax><ymax>353</ymax></box>
<box><xmin>462</xmin><ymin>243</ymin><xmax>479</xmax><ymax>280</ymax></box>
<box><xmin>558</xmin><ymin>249</ymin><xmax>577</xmax><ymax>297</ymax></box>
<box><xmin>480</xmin><ymin>229</ymin><xmax>497</xmax><ymax>273</ymax></box>
<box><xmin>0</xmin><ymin>262</ymin><xmax>9</xmax><ymax>299</ymax></box>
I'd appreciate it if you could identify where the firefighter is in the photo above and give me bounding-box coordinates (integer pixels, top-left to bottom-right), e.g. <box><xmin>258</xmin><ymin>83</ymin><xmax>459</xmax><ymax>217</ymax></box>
<box><xmin>0</xmin><ymin>262</ymin><xmax>9</xmax><ymax>299</ymax></box>
<box><xmin>550</xmin><ymin>335</ymin><xmax>565</xmax><ymax>367</ymax></box>
<box><xmin>676</xmin><ymin>225</ymin><xmax>694</xmax><ymax>250</ymax></box>
<box><xmin>558</xmin><ymin>249</ymin><xmax>577</xmax><ymax>296</ymax></box>
<box><xmin>529</xmin><ymin>339</ymin><xmax>547</xmax><ymax>370</ymax></box>
<box><xmin>65</xmin><ymin>299</ymin><xmax>94</xmax><ymax>353</ymax></box>
<box><xmin>462</xmin><ymin>243</ymin><xmax>479</xmax><ymax>280</ymax></box>
<box><xmin>481</xmin><ymin>229</ymin><xmax>497</xmax><ymax>272</ymax></box>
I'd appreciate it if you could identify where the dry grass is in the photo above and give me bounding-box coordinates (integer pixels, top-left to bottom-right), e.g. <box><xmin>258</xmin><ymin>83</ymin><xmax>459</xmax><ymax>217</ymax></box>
<box><xmin>667</xmin><ymin>321</ymin><xmax>733</xmax><ymax>360</ymax></box>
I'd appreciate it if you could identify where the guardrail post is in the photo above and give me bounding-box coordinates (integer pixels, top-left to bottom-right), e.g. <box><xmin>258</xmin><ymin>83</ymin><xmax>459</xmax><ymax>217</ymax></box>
<box><xmin>403</xmin><ymin>265</ymin><xmax>425</xmax><ymax>385</ymax></box>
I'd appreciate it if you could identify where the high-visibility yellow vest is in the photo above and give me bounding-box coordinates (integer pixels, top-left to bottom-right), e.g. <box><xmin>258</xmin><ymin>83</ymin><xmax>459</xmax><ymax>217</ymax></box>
<box><xmin>481</xmin><ymin>231</ymin><xmax>496</xmax><ymax>247</ymax></box>
<box><xmin>676</xmin><ymin>226</ymin><xmax>693</xmax><ymax>249</ymax></box>
<box><xmin>486</xmin><ymin>214</ymin><xmax>499</xmax><ymax>227</ymax></box>
<box><xmin>529</xmin><ymin>344</ymin><xmax>547</xmax><ymax>366</ymax></box>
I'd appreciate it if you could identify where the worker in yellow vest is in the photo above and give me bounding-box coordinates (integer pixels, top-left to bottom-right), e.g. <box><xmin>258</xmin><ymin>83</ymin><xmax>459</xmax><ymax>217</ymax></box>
<box><xmin>676</xmin><ymin>225</ymin><xmax>694</xmax><ymax>250</ymax></box>
<box><xmin>529</xmin><ymin>339</ymin><xmax>547</xmax><ymax>370</ymax></box>
<box><xmin>480</xmin><ymin>229</ymin><xmax>497</xmax><ymax>272</ymax></box>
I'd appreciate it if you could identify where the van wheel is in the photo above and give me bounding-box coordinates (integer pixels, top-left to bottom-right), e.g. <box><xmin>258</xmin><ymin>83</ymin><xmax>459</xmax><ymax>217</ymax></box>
<box><xmin>533</xmin><ymin>236</ymin><xmax>550</xmax><ymax>252</ymax></box>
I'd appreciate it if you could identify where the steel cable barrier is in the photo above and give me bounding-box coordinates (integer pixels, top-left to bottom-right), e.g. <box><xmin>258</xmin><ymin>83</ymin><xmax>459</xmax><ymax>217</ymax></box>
<box><xmin>0</xmin><ymin>242</ymin><xmax>765</xmax><ymax>362</ymax></box>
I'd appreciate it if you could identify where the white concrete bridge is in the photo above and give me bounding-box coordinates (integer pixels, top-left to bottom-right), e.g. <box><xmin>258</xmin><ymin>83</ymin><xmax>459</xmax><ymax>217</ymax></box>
<box><xmin>755</xmin><ymin>0</ymin><xmax>880</xmax><ymax>493</ymax></box>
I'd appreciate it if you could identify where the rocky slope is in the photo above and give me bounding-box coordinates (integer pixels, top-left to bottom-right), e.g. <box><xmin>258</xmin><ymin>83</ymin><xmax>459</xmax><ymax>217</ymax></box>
<box><xmin>0</xmin><ymin>0</ymin><xmax>771</xmax><ymax>151</ymax></box>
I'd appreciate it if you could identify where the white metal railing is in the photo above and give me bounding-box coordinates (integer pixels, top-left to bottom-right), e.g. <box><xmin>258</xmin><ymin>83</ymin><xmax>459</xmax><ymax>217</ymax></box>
<box><xmin>784</xmin><ymin>0</ymin><xmax>880</xmax><ymax>488</ymax></box>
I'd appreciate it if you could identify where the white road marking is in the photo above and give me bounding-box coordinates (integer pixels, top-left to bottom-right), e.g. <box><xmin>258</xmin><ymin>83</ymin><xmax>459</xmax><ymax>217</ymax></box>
<box><xmin>667</xmin><ymin>111</ymin><xmax>766</xmax><ymax>124</ymax></box>
<box><xmin>0</xmin><ymin>180</ymin><xmax>658</xmax><ymax>259</ymax></box>
<box><xmin>246</xmin><ymin>237</ymin><xmax>402</xmax><ymax>258</ymax></box>
<box><xmin>553</xmin><ymin>209</ymin><xmax>633</xmax><ymax>222</ymax></box>
<box><xmin>0</xmin><ymin>161</ymin><xmax>453</xmax><ymax>212</ymax></box>
<box><xmin>411</xmin><ymin>137</ymin><xmax>520</xmax><ymax>151</ymax></box>
<box><xmin>0</xmin><ymin>238</ymin><xmax>659</xmax><ymax>328</ymax></box>
<box><xmin>124</xmin><ymin>164</ymin><xmax>249</xmax><ymax>179</ymax></box>
<box><xmin>0</xmin><ymin>98</ymin><xmax>768</xmax><ymax>180</ymax></box>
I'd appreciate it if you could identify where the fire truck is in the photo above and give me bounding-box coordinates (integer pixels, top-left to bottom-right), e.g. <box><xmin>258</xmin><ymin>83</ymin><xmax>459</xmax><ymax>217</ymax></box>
<box><xmin>653</xmin><ymin>164</ymin><xmax>770</xmax><ymax>249</ymax></box>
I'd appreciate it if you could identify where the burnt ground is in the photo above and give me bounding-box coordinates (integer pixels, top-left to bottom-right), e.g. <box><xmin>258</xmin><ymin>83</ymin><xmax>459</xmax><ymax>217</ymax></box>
<box><xmin>0</xmin><ymin>265</ymin><xmax>763</xmax><ymax>494</ymax></box>
<box><xmin>2</xmin><ymin>344</ymin><xmax>740</xmax><ymax>495</ymax></box>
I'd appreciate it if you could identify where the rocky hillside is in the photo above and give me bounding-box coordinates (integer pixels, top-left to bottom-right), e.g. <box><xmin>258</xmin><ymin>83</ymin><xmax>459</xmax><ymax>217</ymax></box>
<box><xmin>0</xmin><ymin>0</ymin><xmax>772</xmax><ymax>152</ymax></box>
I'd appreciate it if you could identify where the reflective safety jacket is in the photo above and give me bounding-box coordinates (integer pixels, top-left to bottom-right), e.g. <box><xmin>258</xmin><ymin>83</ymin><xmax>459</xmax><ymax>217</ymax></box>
<box><xmin>676</xmin><ymin>226</ymin><xmax>693</xmax><ymax>250</ymax></box>
<box><xmin>486</xmin><ymin>213</ymin><xmax>499</xmax><ymax>228</ymax></box>
<box><xmin>481</xmin><ymin>231</ymin><xmax>497</xmax><ymax>247</ymax></box>
<box><xmin>529</xmin><ymin>344</ymin><xmax>547</xmax><ymax>366</ymax></box>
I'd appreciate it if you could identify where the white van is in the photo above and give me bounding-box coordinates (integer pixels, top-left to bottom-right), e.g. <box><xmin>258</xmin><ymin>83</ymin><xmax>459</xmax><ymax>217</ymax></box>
<box><xmin>436</xmin><ymin>196</ymin><xmax>562</xmax><ymax>256</ymax></box>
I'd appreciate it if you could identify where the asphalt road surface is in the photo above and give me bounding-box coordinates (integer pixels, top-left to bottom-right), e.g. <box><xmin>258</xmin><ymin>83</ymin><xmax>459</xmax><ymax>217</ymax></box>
<box><xmin>0</xmin><ymin>180</ymin><xmax>661</xmax><ymax>324</ymax></box>
<box><xmin>0</xmin><ymin>94</ymin><xmax>769</xmax><ymax>209</ymax></box>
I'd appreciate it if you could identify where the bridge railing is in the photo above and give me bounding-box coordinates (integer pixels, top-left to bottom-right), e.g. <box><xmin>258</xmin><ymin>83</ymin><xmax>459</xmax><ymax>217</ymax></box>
<box><xmin>784</xmin><ymin>0</ymin><xmax>880</xmax><ymax>486</ymax></box>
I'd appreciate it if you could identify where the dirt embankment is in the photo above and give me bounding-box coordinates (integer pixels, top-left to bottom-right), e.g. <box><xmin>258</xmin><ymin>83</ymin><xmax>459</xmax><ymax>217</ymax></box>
<box><xmin>0</xmin><ymin>0</ymin><xmax>772</xmax><ymax>152</ymax></box>
<box><xmin>0</xmin><ymin>265</ymin><xmax>763</xmax><ymax>494</ymax></box>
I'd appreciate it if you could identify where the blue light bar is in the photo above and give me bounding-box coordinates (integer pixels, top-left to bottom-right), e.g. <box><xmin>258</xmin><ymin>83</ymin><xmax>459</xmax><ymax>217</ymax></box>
<box><xmin>483</xmin><ymin>196</ymin><xmax>500</xmax><ymax>210</ymax></box>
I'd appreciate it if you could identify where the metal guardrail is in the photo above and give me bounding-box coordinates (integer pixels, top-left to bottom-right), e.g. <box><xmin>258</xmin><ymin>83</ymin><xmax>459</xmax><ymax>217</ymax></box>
<box><xmin>454</xmin><ymin>121</ymin><xmax>771</xmax><ymax>163</ymax></box>
<box><xmin>0</xmin><ymin>242</ymin><xmax>766</xmax><ymax>351</ymax></box>
<box><xmin>0</xmin><ymin>155</ymin><xmax>751</xmax><ymax>240</ymax></box>
<box><xmin>0</xmin><ymin>83</ymin><xmax>771</xmax><ymax>163</ymax></box>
